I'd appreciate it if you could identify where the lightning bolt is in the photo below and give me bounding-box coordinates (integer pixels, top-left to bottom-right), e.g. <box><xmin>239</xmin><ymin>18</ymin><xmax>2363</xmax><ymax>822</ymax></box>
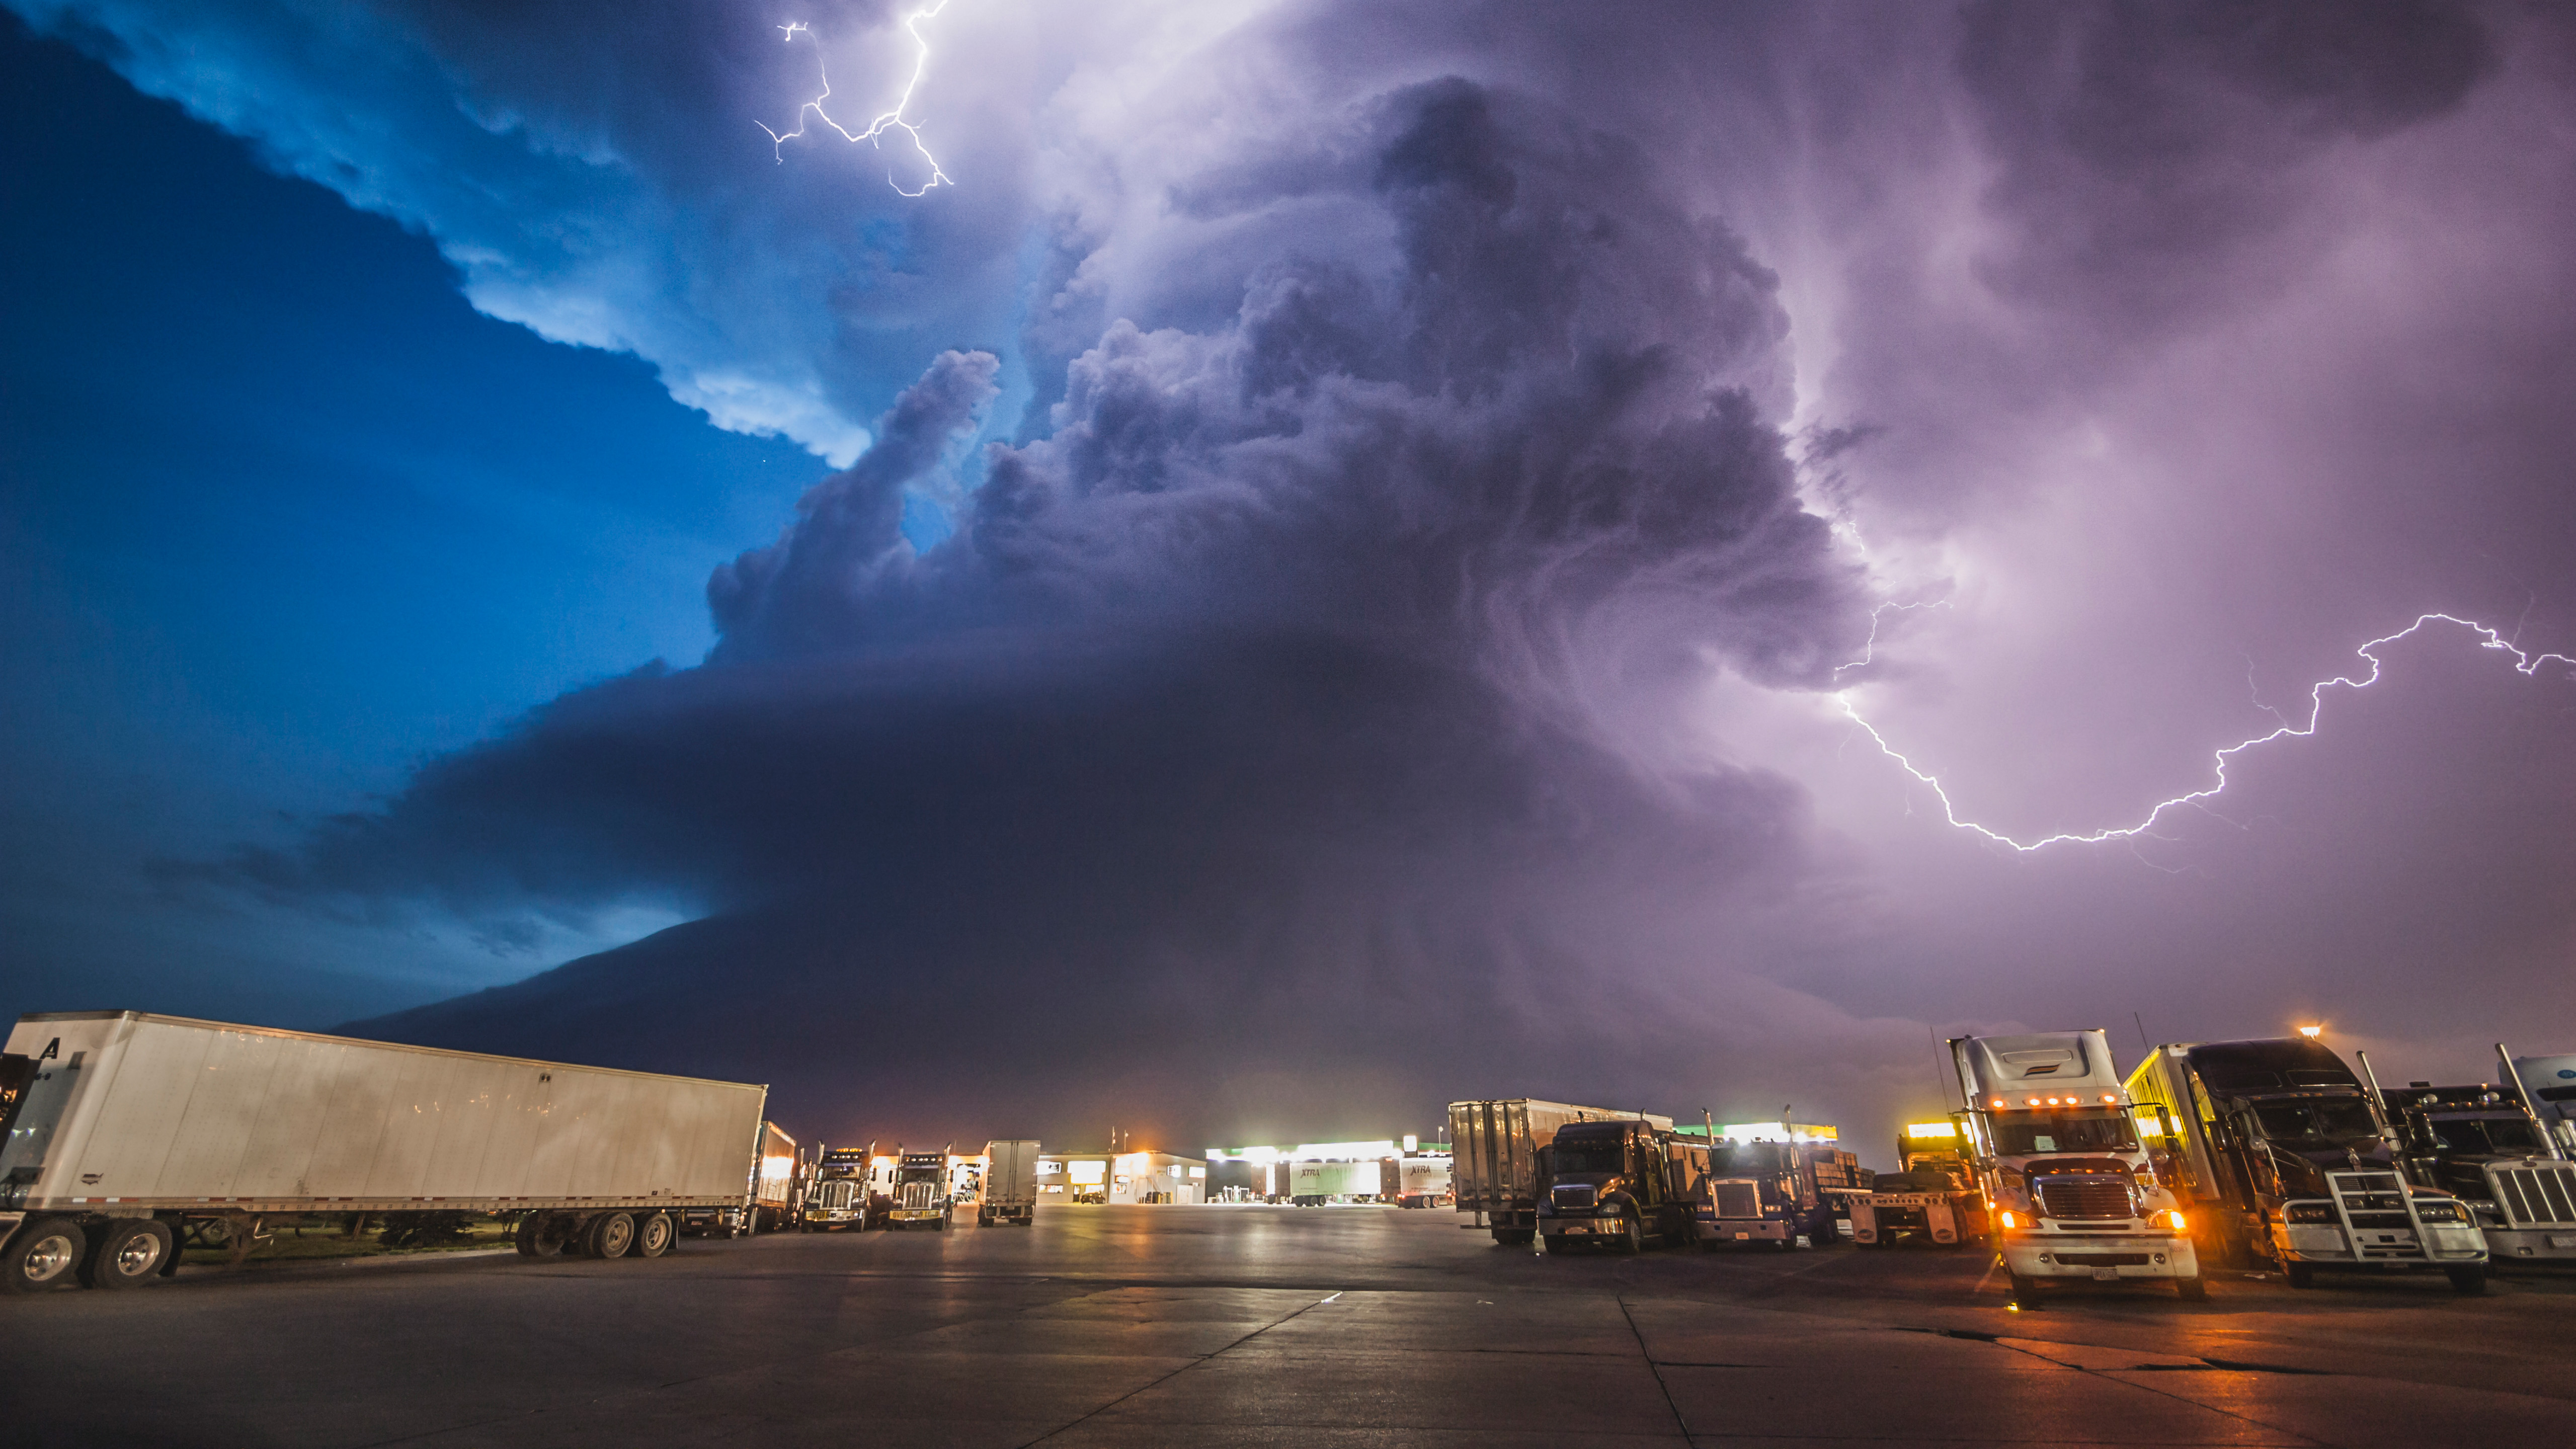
<box><xmin>1834</xmin><ymin>612</ymin><xmax>2576</xmax><ymax>852</ymax></box>
<box><xmin>758</xmin><ymin>5</ymin><xmax>955</xmax><ymax>197</ymax></box>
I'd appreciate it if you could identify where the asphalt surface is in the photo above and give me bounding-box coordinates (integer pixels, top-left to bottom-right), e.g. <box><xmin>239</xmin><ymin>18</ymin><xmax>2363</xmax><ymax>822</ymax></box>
<box><xmin>3</xmin><ymin>1205</ymin><xmax>2570</xmax><ymax>1447</ymax></box>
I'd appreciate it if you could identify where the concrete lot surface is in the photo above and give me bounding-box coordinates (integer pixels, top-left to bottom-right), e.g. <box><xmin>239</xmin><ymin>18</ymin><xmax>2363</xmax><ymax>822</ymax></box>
<box><xmin>3</xmin><ymin>1205</ymin><xmax>2570</xmax><ymax>1447</ymax></box>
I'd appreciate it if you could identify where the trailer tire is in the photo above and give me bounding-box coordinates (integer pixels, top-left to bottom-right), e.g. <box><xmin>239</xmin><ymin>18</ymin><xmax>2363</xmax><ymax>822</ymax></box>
<box><xmin>2445</xmin><ymin>1265</ymin><xmax>2487</xmax><ymax>1296</ymax></box>
<box><xmin>585</xmin><ymin>1212</ymin><xmax>636</xmax><ymax>1259</ymax></box>
<box><xmin>80</xmin><ymin>1219</ymin><xmax>173</xmax><ymax>1290</ymax></box>
<box><xmin>2175</xmin><ymin>1272</ymin><xmax>2208</xmax><ymax>1302</ymax></box>
<box><xmin>1</xmin><ymin>1217</ymin><xmax>85</xmax><ymax>1294</ymax></box>
<box><xmin>635</xmin><ymin>1213</ymin><xmax>674</xmax><ymax>1259</ymax></box>
<box><xmin>2282</xmin><ymin>1260</ymin><xmax>2314</xmax><ymax>1289</ymax></box>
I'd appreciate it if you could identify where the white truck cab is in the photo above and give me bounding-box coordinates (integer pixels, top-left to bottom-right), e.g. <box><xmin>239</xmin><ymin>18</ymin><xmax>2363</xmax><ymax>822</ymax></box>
<box><xmin>1953</xmin><ymin>1030</ymin><xmax>2203</xmax><ymax>1301</ymax></box>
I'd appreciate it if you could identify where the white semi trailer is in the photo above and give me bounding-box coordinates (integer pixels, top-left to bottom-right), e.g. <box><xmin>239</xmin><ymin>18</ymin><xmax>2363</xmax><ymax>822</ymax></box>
<box><xmin>980</xmin><ymin>1140</ymin><xmax>1039</xmax><ymax>1226</ymax></box>
<box><xmin>0</xmin><ymin>1011</ymin><xmax>770</xmax><ymax>1293</ymax></box>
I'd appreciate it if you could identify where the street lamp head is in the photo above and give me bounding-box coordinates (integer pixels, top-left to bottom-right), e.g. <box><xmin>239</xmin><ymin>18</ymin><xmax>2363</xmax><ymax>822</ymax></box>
<box><xmin>2297</xmin><ymin>1024</ymin><xmax>2324</xmax><ymax>1039</ymax></box>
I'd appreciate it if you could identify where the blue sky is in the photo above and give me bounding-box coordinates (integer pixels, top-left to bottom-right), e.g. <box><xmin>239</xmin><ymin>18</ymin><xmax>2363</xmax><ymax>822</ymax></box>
<box><xmin>1</xmin><ymin>15</ymin><xmax>827</xmax><ymax>1023</ymax></box>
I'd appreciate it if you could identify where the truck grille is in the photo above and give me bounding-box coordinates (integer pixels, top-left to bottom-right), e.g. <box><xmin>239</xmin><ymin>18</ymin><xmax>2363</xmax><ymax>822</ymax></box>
<box><xmin>1713</xmin><ymin>1182</ymin><xmax>1762</xmax><ymax>1219</ymax></box>
<box><xmin>900</xmin><ymin>1183</ymin><xmax>938</xmax><ymax>1212</ymax></box>
<box><xmin>2037</xmin><ymin>1179</ymin><xmax>2132</xmax><ymax>1220</ymax></box>
<box><xmin>1551</xmin><ymin>1183</ymin><xmax>1597</xmax><ymax>1209</ymax></box>
<box><xmin>2492</xmin><ymin>1162</ymin><xmax>2576</xmax><ymax>1227</ymax></box>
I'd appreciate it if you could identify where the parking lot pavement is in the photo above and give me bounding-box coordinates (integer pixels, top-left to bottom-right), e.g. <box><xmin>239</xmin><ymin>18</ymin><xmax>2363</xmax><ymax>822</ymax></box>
<box><xmin>3</xmin><ymin>1206</ymin><xmax>2570</xmax><ymax>1447</ymax></box>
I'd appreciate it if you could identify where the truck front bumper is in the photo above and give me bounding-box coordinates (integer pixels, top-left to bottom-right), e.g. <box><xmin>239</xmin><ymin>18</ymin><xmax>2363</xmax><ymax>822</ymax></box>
<box><xmin>2275</xmin><ymin>1222</ymin><xmax>2486</xmax><ymax>1265</ymax></box>
<box><xmin>2002</xmin><ymin>1231</ymin><xmax>2197</xmax><ymax>1281</ymax></box>
<box><xmin>2480</xmin><ymin>1226</ymin><xmax>2576</xmax><ymax>1261</ymax></box>
<box><xmin>1697</xmin><ymin>1218</ymin><xmax>1791</xmax><ymax>1243</ymax></box>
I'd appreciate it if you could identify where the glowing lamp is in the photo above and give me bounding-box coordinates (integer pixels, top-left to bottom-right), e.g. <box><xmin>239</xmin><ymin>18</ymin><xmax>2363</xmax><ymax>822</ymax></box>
<box><xmin>1996</xmin><ymin>1210</ymin><xmax>2021</xmax><ymax>1230</ymax></box>
<box><xmin>2297</xmin><ymin>1025</ymin><xmax>2323</xmax><ymax>1039</ymax></box>
<box><xmin>2160</xmin><ymin>1210</ymin><xmax>2187</xmax><ymax>1233</ymax></box>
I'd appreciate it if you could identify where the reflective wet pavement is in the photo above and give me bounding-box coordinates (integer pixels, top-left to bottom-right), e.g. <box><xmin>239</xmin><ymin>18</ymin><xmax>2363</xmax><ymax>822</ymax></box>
<box><xmin>3</xmin><ymin>1204</ymin><xmax>2569</xmax><ymax>1446</ymax></box>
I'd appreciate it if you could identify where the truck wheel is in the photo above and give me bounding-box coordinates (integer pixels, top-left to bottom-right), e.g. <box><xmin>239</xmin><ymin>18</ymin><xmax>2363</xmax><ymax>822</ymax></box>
<box><xmin>586</xmin><ymin>1212</ymin><xmax>636</xmax><ymax>1259</ymax></box>
<box><xmin>2175</xmin><ymin>1273</ymin><xmax>2208</xmax><ymax>1302</ymax></box>
<box><xmin>2007</xmin><ymin>1271</ymin><xmax>2040</xmax><ymax>1304</ymax></box>
<box><xmin>1617</xmin><ymin>1215</ymin><xmax>1642</xmax><ymax>1255</ymax></box>
<box><xmin>634</xmin><ymin>1213</ymin><xmax>675</xmax><ymax>1259</ymax></box>
<box><xmin>1492</xmin><ymin>1228</ymin><xmax>1534</xmax><ymax>1246</ymax></box>
<box><xmin>1</xmin><ymin>1218</ymin><xmax>85</xmax><ymax>1294</ymax></box>
<box><xmin>2445</xmin><ymin>1265</ymin><xmax>2488</xmax><ymax>1296</ymax></box>
<box><xmin>514</xmin><ymin>1214</ymin><xmax>554</xmax><ymax>1257</ymax></box>
<box><xmin>80</xmin><ymin>1219</ymin><xmax>173</xmax><ymax>1290</ymax></box>
<box><xmin>2282</xmin><ymin>1260</ymin><xmax>2314</xmax><ymax>1289</ymax></box>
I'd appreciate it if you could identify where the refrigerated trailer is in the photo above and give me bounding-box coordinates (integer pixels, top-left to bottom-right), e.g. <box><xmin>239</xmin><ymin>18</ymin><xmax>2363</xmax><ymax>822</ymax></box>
<box><xmin>981</xmin><ymin>1140</ymin><xmax>1038</xmax><ymax>1226</ymax></box>
<box><xmin>0</xmin><ymin>1011</ymin><xmax>768</xmax><ymax>1293</ymax></box>
<box><xmin>1449</xmin><ymin>1099</ymin><xmax>1672</xmax><ymax>1244</ymax></box>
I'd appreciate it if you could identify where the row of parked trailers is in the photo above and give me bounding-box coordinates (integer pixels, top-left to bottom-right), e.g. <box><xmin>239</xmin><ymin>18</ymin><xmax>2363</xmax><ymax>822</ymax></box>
<box><xmin>1451</xmin><ymin>1033</ymin><xmax>2576</xmax><ymax>1300</ymax></box>
<box><xmin>0</xmin><ymin>1011</ymin><xmax>1046</xmax><ymax>1294</ymax></box>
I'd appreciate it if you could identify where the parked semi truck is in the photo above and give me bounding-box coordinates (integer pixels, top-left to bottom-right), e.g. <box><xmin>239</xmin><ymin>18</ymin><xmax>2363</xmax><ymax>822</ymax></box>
<box><xmin>1289</xmin><ymin>1160</ymin><xmax>1380</xmax><ymax>1205</ymax></box>
<box><xmin>1449</xmin><ymin>1099</ymin><xmax>1672</xmax><ymax>1245</ymax></box>
<box><xmin>1536</xmin><ymin>1118</ymin><xmax>1695</xmax><ymax>1252</ymax></box>
<box><xmin>980</xmin><ymin>1140</ymin><xmax>1038</xmax><ymax>1226</ymax></box>
<box><xmin>2515</xmin><ymin>1053</ymin><xmax>2576</xmax><ymax>1156</ymax></box>
<box><xmin>2368</xmin><ymin>1048</ymin><xmax>2576</xmax><ymax>1265</ymax></box>
<box><xmin>803</xmin><ymin>1143</ymin><xmax>880</xmax><ymax>1230</ymax></box>
<box><xmin>0</xmin><ymin>1011</ymin><xmax>769</xmax><ymax>1293</ymax></box>
<box><xmin>1956</xmin><ymin>1030</ymin><xmax>2201</xmax><ymax>1300</ymax></box>
<box><xmin>2126</xmin><ymin>1037</ymin><xmax>2487</xmax><ymax>1293</ymax></box>
<box><xmin>1852</xmin><ymin>1121</ymin><xmax>1986</xmax><ymax>1249</ymax></box>
<box><xmin>1695</xmin><ymin>1134</ymin><xmax>1839</xmax><ymax>1250</ymax></box>
<box><xmin>889</xmin><ymin>1148</ymin><xmax>954</xmax><ymax>1229</ymax></box>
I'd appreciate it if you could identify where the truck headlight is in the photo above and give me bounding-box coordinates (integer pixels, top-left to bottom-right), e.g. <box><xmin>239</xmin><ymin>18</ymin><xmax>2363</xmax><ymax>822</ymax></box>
<box><xmin>2412</xmin><ymin>1200</ymin><xmax>2468</xmax><ymax>1225</ymax></box>
<box><xmin>2159</xmin><ymin>1210</ymin><xmax>2186</xmax><ymax>1233</ymax></box>
<box><xmin>2284</xmin><ymin>1202</ymin><xmax>2336</xmax><ymax>1225</ymax></box>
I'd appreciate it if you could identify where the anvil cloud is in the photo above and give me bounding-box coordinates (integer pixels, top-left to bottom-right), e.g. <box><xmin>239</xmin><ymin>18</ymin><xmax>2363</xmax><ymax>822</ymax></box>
<box><xmin>14</xmin><ymin>0</ymin><xmax>2576</xmax><ymax>1149</ymax></box>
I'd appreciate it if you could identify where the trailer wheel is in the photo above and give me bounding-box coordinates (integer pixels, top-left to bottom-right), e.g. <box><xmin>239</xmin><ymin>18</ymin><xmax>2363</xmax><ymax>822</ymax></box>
<box><xmin>80</xmin><ymin>1219</ymin><xmax>173</xmax><ymax>1290</ymax></box>
<box><xmin>1</xmin><ymin>1217</ymin><xmax>85</xmax><ymax>1294</ymax></box>
<box><xmin>2445</xmin><ymin>1265</ymin><xmax>2487</xmax><ymax>1296</ymax></box>
<box><xmin>634</xmin><ymin>1213</ymin><xmax>674</xmax><ymax>1259</ymax></box>
<box><xmin>2175</xmin><ymin>1273</ymin><xmax>2208</xmax><ymax>1302</ymax></box>
<box><xmin>585</xmin><ymin>1212</ymin><xmax>636</xmax><ymax>1259</ymax></box>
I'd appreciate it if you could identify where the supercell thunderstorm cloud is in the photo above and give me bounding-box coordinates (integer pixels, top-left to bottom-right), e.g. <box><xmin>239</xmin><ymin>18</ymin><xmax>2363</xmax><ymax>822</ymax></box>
<box><xmin>5</xmin><ymin>0</ymin><xmax>2575</xmax><ymax>1152</ymax></box>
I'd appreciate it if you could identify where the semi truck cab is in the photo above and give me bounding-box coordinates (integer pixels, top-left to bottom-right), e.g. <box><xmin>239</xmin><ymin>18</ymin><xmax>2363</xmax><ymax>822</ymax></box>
<box><xmin>1851</xmin><ymin>1121</ymin><xmax>1987</xmax><ymax>1248</ymax></box>
<box><xmin>1535</xmin><ymin>1119</ymin><xmax>1689</xmax><ymax>1253</ymax></box>
<box><xmin>804</xmin><ymin>1144</ymin><xmax>878</xmax><ymax>1230</ymax></box>
<box><xmin>889</xmin><ymin>1149</ymin><xmax>954</xmax><ymax>1230</ymax></box>
<box><xmin>1956</xmin><ymin>1031</ymin><xmax>2203</xmax><ymax>1300</ymax></box>
<box><xmin>2127</xmin><ymin>1038</ymin><xmax>2488</xmax><ymax>1293</ymax></box>
<box><xmin>1694</xmin><ymin>1138</ymin><xmax>1836</xmax><ymax>1250</ymax></box>
<box><xmin>2389</xmin><ymin>1084</ymin><xmax>2576</xmax><ymax>1264</ymax></box>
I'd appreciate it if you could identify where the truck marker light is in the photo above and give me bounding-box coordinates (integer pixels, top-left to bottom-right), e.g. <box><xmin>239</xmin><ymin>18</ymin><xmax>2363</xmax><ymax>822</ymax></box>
<box><xmin>2101</xmin><ymin>1094</ymin><xmax>2118</xmax><ymax>1104</ymax></box>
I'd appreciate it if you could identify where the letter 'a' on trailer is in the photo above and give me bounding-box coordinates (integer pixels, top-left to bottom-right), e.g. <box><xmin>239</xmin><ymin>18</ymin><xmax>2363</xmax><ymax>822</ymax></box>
<box><xmin>0</xmin><ymin>1011</ymin><xmax>768</xmax><ymax>1292</ymax></box>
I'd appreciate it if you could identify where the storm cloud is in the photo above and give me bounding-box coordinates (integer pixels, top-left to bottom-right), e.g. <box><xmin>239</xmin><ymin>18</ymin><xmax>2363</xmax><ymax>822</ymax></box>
<box><xmin>20</xmin><ymin>1</ymin><xmax>2576</xmax><ymax>1150</ymax></box>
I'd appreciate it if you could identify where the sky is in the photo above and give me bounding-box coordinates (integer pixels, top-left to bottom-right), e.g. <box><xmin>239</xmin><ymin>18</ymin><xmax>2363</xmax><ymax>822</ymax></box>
<box><xmin>3</xmin><ymin>1</ymin><xmax>2572</xmax><ymax>1161</ymax></box>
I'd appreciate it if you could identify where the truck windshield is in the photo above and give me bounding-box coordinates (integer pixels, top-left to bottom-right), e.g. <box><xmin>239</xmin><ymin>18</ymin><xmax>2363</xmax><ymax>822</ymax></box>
<box><xmin>1552</xmin><ymin>1139</ymin><xmax>1628</xmax><ymax>1175</ymax></box>
<box><xmin>1990</xmin><ymin>1112</ymin><xmax>2136</xmax><ymax>1155</ymax></box>
<box><xmin>2251</xmin><ymin>1101</ymin><xmax>2379</xmax><ymax>1143</ymax></box>
<box><xmin>2425</xmin><ymin>1116</ymin><xmax>2545</xmax><ymax>1154</ymax></box>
